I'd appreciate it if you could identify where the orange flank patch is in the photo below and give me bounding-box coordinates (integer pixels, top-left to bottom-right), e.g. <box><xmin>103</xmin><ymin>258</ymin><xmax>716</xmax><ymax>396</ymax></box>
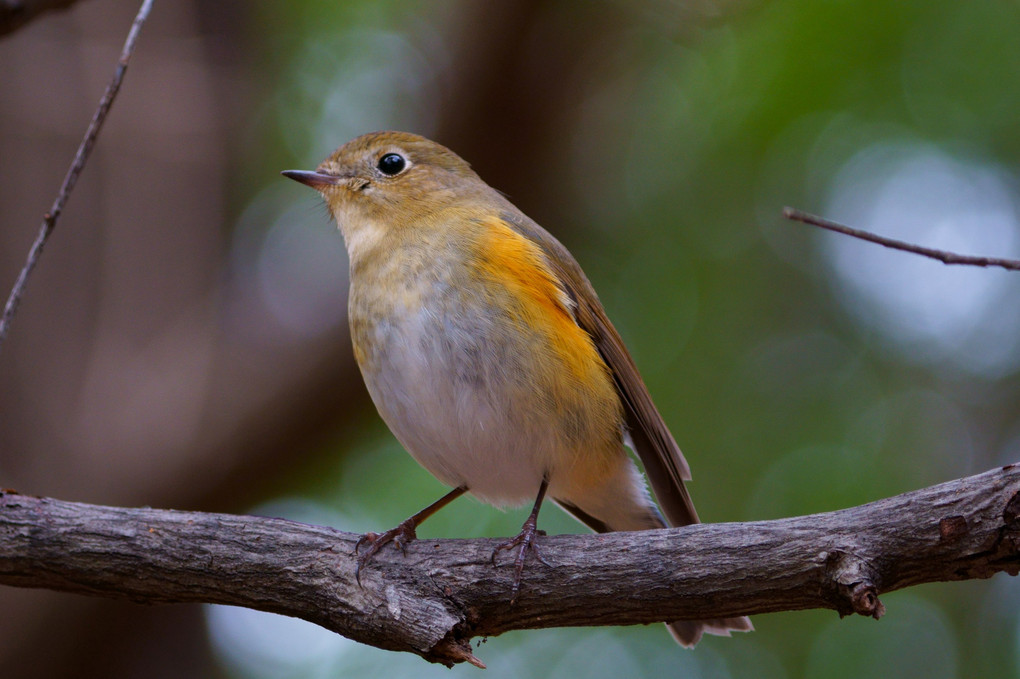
<box><xmin>471</xmin><ymin>216</ymin><xmax>604</xmax><ymax>383</ymax></box>
<box><xmin>468</xmin><ymin>215</ymin><xmax>623</xmax><ymax>480</ymax></box>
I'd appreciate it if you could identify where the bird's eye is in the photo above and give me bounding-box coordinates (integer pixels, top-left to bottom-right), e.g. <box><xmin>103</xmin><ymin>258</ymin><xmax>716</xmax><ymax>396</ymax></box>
<box><xmin>377</xmin><ymin>153</ymin><xmax>407</xmax><ymax>176</ymax></box>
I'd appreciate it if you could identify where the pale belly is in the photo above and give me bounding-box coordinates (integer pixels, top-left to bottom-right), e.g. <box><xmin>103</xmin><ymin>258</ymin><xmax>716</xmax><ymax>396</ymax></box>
<box><xmin>351</xmin><ymin>291</ymin><xmax>623</xmax><ymax>507</ymax></box>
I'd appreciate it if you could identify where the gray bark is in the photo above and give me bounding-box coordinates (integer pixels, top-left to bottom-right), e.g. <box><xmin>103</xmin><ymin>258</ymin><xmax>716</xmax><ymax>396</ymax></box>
<box><xmin>2</xmin><ymin>463</ymin><xmax>1018</xmax><ymax>667</ymax></box>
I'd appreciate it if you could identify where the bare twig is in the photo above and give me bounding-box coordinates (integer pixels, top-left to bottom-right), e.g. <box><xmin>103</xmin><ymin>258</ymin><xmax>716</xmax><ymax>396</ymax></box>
<box><xmin>783</xmin><ymin>207</ymin><xmax>1020</xmax><ymax>271</ymax></box>
<box><xmin>2</xmin><ymin>464</ymin><xmax>1018</xmax><ymax>667</ymax></box>
<box><xmin>0</xmin><ymin>0</ymin><xmax>154</xmax><ymax>352</ymax></box>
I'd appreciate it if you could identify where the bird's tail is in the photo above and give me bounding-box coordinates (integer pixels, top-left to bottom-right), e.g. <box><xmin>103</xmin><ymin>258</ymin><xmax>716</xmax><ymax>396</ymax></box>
<box><xmin>553</xmin><ymin>457</ymin><xmax>753</xmax><ymax>647</ymax></box>
<box><xmin>667</xmin><ymin>617</ymin><xmax>754</xmax><ymax>648</ymax></box>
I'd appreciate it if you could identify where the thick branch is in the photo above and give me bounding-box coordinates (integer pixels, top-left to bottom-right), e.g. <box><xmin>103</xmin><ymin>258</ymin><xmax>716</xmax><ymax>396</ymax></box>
<box><xmin>2</xmin><ymin>464</ymin><xmax>1018</xmax><ymax>667</ymax></box>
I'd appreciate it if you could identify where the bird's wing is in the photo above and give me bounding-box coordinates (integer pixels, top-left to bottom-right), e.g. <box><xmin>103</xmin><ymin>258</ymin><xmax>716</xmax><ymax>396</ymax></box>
<box><xmin>499</xmin><ymin>210</ymin><xmax>699</xmax><ymax>527</ymax></box>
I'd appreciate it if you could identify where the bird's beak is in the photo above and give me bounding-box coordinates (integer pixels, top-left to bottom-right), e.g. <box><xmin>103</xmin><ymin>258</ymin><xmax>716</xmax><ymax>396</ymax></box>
<box><xmin>281</xmin><ymin>169</ymin><xmax>341</xmax><ymax>189</ymax></box>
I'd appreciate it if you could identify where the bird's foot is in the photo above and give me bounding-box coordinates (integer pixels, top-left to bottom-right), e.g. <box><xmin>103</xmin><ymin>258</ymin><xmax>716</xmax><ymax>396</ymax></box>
<box><xmin>491</xmin><ymin>515</ymin><xmax>549</xmax><ymax>605</ymax></box>
<box><xmin>354</xmin><ymin>518</ymin><xmax>417</xmax><ymax>584</ymax></box>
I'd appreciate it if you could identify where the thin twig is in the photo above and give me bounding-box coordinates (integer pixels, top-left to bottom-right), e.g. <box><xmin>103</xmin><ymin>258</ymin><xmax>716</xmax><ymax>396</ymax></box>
<box><xmin>0</xmin><ymin>0</ymin><xmax>155</xmax><ymax>352</ymax></box>
<box><xmin>783</xmin><ymin>207</ymin><xmax>1020</xmax><ymax>272</ymax></box>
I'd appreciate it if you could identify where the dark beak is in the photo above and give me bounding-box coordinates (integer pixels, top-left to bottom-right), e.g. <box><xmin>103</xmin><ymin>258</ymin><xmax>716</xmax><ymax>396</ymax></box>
<box><xmin>281</xmin><ymin>169</ymin><xmax>341</xmax><ymax>189</ymax></box>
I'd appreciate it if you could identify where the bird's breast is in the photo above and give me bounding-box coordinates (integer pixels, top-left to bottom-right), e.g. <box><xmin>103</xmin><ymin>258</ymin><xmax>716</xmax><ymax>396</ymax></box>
<box><xmin>346</xmin><ymin>219</ymin><xmax>623</xmax><ymax>505</ymax></box>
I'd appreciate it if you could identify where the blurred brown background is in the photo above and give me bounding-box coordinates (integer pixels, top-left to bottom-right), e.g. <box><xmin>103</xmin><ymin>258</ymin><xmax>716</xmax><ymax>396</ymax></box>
<box><xmin>2</xmin><ymin>1</ymin><xmax>1019</xmax><ymax>678</ymax></box>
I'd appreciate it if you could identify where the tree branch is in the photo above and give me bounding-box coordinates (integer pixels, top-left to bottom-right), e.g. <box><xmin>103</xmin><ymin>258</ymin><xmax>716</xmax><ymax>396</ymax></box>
<box><xmin>783</xmin><ymin>207</ymin><xmax>1020</xmax><ymax>271</ymax></box>
<box><xmin>2</xmin><ymin>464</ymin><xmax>1018</xmax><ymax>668</ymax></box>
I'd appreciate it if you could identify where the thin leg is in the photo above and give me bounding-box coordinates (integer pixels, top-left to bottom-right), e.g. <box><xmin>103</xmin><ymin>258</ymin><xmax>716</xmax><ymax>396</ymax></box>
<box><xmin>355</xmin><ymin>485</ymin><xmax>467</xmax><ymax>583</ymax></box>
<box><xmin>492</xmin><ymin>477</ymin><xmax>551</xmax><ymax>605</ymax></box>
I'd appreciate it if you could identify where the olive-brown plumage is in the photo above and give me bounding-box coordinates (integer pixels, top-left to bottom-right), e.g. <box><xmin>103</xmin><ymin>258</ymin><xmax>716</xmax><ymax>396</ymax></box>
<box><xmin>283</xmin><ymin>131</ymin><xmax>752</xmax><ymax>646</ymax></box>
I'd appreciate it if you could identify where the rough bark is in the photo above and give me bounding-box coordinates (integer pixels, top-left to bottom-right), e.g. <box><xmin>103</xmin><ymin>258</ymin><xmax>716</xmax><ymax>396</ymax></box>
<box><xmin>2</xmin><ymin>463</ymin><xmax>1018</xmax><ymax>667</ymax></box>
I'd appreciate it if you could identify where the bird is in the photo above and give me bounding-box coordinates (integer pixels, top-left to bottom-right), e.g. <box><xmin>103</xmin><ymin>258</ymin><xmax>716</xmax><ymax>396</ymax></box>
<box><xmin>282</xmin><ymin>131</ymin><xmax>752</xmax><ymax>647</ymax></box>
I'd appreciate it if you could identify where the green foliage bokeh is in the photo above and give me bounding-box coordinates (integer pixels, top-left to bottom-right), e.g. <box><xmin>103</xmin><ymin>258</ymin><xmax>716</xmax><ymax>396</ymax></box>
<box><xmin>215</xmin><ymin>1</ymin><xmax>1020</xmax><ymax>677</ymax></box>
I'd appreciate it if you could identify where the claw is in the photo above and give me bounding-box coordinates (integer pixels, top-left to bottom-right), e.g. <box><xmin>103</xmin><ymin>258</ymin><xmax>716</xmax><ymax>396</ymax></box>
<box><xmin>490</xmin><ymin>478</ymin><xmax>551</xmax><ymax>604</ymax></box>
<box><xmin>492</xmin><ymin>521</ymin><xmax>548</xmax><ymax>605</ymax></box>
<box><xmin>353</xmin><ymin>519</ymin><xmax>417</xmax><ymax>585</ymax></box>
<box><xmin>350</xmin><ymin>486</ymin><xmax>468</xmax><ymax>585</ymax></box>
<box><xmin>353</xmin><ymin>531</ymin><xmax>379</xmax><ymax>555</ymax></box>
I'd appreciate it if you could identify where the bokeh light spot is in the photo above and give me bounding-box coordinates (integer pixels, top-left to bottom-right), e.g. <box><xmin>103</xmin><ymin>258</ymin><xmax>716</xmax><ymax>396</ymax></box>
<box><xmin>823</xmin><ymin>141</ymin><xmax>1020</xmax><ymax>377</ymax></box>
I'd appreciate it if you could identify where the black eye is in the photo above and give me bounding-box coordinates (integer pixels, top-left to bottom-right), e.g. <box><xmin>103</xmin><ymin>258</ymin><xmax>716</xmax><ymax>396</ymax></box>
<box><xmin>377</xmin><ymin>153</ymin><xmax>406</xmax><ymax>176</ymax></box>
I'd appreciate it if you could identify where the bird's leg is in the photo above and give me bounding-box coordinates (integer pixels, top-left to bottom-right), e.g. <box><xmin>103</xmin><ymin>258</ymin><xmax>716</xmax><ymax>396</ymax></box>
<box><xmin>492</xmin><ymin>477</ymin><xmax>551</xmax><ymax>605</ymax></box>
<box><xmin>355</xmin><ymin>485</ymin><xmax>467</xmax><ymax>583</ymax></box>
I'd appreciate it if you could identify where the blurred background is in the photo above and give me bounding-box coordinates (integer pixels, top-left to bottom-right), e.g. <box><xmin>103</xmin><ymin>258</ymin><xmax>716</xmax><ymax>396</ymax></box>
<box><xmin>2</xmin><ymin>1</ymin><xmax>1020</xmax><ymax>677</ymax></box>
